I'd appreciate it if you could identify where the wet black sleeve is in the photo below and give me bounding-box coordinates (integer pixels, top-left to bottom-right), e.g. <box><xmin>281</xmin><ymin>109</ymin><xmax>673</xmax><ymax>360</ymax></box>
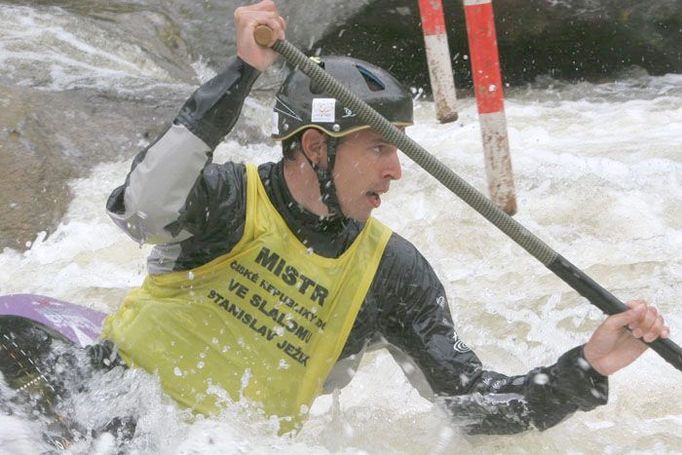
<box><xmin>374</xmin><ymin>234</ymin><xmax>608</xmax><ymax>434</ymax></box>
<box><xmin>175</xmin><ymin>56</ymin><xmax>261</xmax><ymax>149</ymax></box>
<box><xmin>106</xmin><ymin>56</ymin><xmax>259</xmax><ymax>244</ymax></box>
<box><xmin>167</xmin><ymin>56</ymin><xmax>259</xmax><ymax>238</ymax></box>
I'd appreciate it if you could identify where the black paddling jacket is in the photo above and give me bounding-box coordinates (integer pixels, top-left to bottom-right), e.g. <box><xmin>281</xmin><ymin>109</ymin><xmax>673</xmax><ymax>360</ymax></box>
<box><xmin>107</xmin><ymin>56</ymin><xmax>608</xmax><ymax>434</ymax></box>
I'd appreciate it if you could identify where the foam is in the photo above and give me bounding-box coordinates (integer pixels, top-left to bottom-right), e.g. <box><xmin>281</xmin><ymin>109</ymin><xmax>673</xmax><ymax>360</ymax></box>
<box><xmin>1</xmin><ymin>67</ymin><xmax>681</xmax><ymax>455</ymax></box>
<box><xmin>0</xmin><ymin>4</ymin><xmax>189</xmax><ymax>95</ymax></box>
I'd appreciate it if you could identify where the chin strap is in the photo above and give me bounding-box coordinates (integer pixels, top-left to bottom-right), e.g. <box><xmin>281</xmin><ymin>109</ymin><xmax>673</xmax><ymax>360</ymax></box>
<box><xmin>302</xmin><ymin>136</ymin><xmax>343</xmax><ymax>218</ymax></box>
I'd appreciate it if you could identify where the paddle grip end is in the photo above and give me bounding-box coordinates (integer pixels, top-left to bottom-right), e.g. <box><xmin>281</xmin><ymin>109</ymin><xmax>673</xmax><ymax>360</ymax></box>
<box><xmin>254</xmin><ymin>25</ymin><xmax>274</xmax><ymax>47</ymax></box>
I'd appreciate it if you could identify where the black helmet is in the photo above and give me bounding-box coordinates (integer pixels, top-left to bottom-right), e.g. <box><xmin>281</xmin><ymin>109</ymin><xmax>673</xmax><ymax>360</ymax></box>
<box><xmin>272</xmin><ymin>56</ymin><xmax>413</xmax><ymax>141</ymax></box>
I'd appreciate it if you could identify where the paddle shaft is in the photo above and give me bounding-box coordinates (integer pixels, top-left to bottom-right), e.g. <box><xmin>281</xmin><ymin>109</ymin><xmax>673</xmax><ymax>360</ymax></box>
<box><xmin>254</xmin><ymin>26</ymin><xmax>682</xmax><ymax>372</ymax></box>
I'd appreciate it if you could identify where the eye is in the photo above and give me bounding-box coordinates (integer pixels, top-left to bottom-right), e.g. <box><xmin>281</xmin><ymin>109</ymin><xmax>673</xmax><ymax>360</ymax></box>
<box><xmin>371</xmin><ymin>144</ymin><xmax>388</xmax><ymax>155</ymax></box>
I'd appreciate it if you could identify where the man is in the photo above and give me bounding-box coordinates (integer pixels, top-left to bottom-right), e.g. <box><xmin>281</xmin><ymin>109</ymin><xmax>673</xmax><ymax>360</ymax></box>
<box><xmin>101</xmin><ymin>0</ymin><xmax>669</xmax><ymax>435</ymax></box>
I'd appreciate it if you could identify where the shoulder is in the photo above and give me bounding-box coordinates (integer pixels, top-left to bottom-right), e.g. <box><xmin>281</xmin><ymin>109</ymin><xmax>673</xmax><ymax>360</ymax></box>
<box><xmin>188</xmin><ymin>161</ymin><xmax>251</xmax><ymax>230</ymax></box>
<box><xmin>381</xmin><ymin>232</ymin><xmax>438</xmax><ymax>276</ymax></box>
<box><xmin>202</xmin><ymin>160</ymin><xmax>247</xmax><ymax>185</ymax></box>
<box><xmin>375</xmin><ymin>232</ymin><xmax>444</xmax><ymax>299</ymax></box>
<box><xmin>199</xmin><ymin>160</ymin><xmax>279</xmax><ymax>205</ymax></box>
<box><xmin>201</xmin><ymin>161</ymin><xmax>275</xmax><ymax>192</ymax></box>
<box><xmin>202</xmin><ymin>160</ymin><xmax>276</xmax><ymax>181</ymax></box>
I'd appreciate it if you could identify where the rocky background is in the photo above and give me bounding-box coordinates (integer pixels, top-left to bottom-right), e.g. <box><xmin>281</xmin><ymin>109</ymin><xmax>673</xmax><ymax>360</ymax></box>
<box><xmin>1</xmin><ymin>0</ymin><xmax>680</xmax><ymax>251</ymax></box>
<box><xmin>323</xmin><ymin>0</ymin><xmax>682</xmax><ymax>88</ymax></box>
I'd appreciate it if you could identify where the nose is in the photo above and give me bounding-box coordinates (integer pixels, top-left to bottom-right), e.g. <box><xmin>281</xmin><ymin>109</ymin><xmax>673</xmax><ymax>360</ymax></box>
<box><xmin>382</xmin><ymin>147</ymin><xmax>402</xmax><ymax>181</ymax></box>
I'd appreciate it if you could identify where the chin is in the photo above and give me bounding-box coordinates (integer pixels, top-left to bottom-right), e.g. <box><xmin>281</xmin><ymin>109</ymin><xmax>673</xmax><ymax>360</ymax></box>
<box><xmin>345</xmin><ymin>211</ymin><xmax>371</xmax><ymax>223</ymax></box>
<box><xmin>339</xmin><ymin>201</ymin><xmax>372</xmax><ymax>223</ymax></box>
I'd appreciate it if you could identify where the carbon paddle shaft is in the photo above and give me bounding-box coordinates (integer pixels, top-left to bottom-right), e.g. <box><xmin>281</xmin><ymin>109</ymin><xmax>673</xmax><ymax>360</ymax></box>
<box><xmin>255</xmin><ymin>27</ymin><xmax>682</xmax><ymax>373</ymax></box>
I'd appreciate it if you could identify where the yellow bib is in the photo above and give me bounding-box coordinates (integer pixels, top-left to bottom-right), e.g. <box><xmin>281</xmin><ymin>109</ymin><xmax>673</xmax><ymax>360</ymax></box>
<box><xmin>102</xmin><ymin>164</ymin><xmax>392</xmax><ymax>432</ymax></box>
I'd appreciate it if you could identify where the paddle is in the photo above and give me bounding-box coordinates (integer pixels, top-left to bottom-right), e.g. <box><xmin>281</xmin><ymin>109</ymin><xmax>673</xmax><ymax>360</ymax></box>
<box><xmin>254</xmin><ymin>26</ymin><xmax>682</xmax><ymax>373</ymax></box>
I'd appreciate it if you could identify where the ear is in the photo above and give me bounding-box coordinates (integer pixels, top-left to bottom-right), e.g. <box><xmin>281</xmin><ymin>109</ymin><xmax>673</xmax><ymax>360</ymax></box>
<box><xmin>300</xmin><ymin>129</ymin><xmax>328</xmax><ymax>166</ymax></box>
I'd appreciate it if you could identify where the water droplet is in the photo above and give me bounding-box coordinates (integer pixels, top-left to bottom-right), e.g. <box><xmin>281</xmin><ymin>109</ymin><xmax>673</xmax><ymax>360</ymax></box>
<box><xmin>533</xmin><ymin>373</ymin><xmax>549</xmax><ymax>385</ymax></box>
<box><xmin>577</xmin><ymin>357</ymin><xmax>591</xmax><ymax>370</ymax></box>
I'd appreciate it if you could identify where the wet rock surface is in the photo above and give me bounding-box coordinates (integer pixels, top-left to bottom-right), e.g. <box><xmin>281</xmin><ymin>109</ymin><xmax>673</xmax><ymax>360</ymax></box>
<box><xmin>0</xmin><ymin>83</ymin><xmax>183</xmax><ymax>250</ymax></box>
<box><xmin>316</xmin><ymin>0</ymin><xmax>682</xmax><ymax>89</ymax></box>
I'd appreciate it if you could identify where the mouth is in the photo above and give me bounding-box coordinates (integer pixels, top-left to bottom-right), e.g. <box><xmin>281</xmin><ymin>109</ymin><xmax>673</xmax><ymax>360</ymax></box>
<box><xmin>366</xmin><ymin>190</ymin><xmax>384</xmax><ymax>208</ymax></box>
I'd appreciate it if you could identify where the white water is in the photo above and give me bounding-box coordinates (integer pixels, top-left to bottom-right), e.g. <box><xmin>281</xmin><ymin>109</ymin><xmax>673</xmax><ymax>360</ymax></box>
<box><xmin>0</xmin><ymin>4</ymin><xmax>190</xmax><ymax>96</ymax></box>
<box><xmin>2</xmin><ymin>81</ymin><xmax>681</xmax><ymax>453</ymax></box>
<box><xmin>1</xmin><ymin>2</ymin><xmax>681</xmax><ymax>453</ymax></box>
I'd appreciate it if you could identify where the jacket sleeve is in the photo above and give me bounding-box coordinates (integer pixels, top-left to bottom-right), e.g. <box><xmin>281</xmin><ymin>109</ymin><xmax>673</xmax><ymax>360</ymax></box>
<box><xmin>376</xmin><ymin>234</ymin><xmax>608</xmax><ymax>435</ymax></box>
<box><xmin>106</xmin><ymin>56</ymin><xmax>260</xmax><ymax>244</ymax></box>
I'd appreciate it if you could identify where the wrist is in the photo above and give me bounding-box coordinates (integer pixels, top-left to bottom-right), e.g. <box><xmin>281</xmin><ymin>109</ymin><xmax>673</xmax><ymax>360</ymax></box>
<box><xmin>236</xmin><ymin>50</ymin><xmax>273</xmax><ymax>73</ymax></box>
<box><xmin>580</xmin><ymin>344</ymin><xmax>608</xmax><ymax>377</ymax></box>
<box><xmin>235</xmin><ymin>55</ymin><xmax>262</xmax><ymax>79</ymax></box>
<box><xmin>555</xmin><ymin>345</ymin><xmax>609</xmax><ymax>409</ymax></box>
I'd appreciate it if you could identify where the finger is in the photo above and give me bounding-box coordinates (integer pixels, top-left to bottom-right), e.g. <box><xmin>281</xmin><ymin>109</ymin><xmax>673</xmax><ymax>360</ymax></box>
<box><xmin>631</xmin><ymin>305</ymin><xmax>658</xmax><ymax>338</ymax></box>
<box><xmin>238</xmin><ymin>10</ymin><xmax>278</xmax><ymax>26</ymax></box>
<box><xmin>259</xmin><ymin>0</ymin><xmax>277</xmax><ymax>12</ymax></box>
<box><xmin>235</xmin><ymin>5</ymin><xmax>280</xmax><ymax>27</ymax></box>
<box><xmin>278</xmin><ymin>16</ymin><xmax>287</xmax><ymax>39</ymax></box>
<box><xmin>604</xmin><ymin>301</ymin><xmax>646</xmax><ymax>332</ymax></box>
<box><xmin>244</xmin><ymin>0</ymin><xmax>277</xmax><ymax>12</ymax></box>
<box><xmin>643</xmin><ymin>313</ymin><xmax>671</xmax><ymax>342</ymax></box>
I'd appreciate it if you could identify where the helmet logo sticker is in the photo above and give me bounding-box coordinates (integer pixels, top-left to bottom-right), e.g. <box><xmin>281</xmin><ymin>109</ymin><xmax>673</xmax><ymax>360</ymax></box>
<box><xmin>342</xmin><ymin>107</ymin><xmax>356</xmax><ymax>118</ymax></box>
<box><xmin>274</xmin><ymin>98</ymin><xmax>303</xmax><ymax>121</ymax></box>
<box><xmin>311</xmin><ymin>98</ymin><xmax>336</xmax><ymax>123</ymax></box>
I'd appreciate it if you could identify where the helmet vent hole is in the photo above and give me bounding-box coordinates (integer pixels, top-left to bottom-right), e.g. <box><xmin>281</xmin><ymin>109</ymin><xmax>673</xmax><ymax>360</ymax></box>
<box><xmin>356</xmin><ymin>65</ymin><xmax>385</xmax><ymax>92</ymax></box>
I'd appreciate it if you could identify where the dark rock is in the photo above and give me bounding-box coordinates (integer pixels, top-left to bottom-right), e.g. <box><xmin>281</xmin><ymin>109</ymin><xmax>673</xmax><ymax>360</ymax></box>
<box><xmin>0</xmin><ymin>83</ymin><xmax>182</xmax><ymax>251</ymax></box>
<box><xmin>314</xmin><ymin>0</ymin><xmax>682</xmax><ymax>90</ymax></box>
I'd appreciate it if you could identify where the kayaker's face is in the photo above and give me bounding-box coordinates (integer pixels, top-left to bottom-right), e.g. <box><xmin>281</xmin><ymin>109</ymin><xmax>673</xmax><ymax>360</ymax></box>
<box><xmin>331</xmin><ymin>128</ymin><xmax>402</xmax><ymax>222</ymax></box>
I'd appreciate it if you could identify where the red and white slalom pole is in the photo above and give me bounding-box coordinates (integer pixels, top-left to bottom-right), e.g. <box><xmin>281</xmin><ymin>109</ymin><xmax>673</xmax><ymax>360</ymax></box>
<box><xmin>418</xmin><ymin>0</ymin><xmax>458</xmax><ymax>123</ymax></box>
<box><xmin>464</xmin><ymin>0</ymin><xmax>517</xmax><ymax>215</ymax></box>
